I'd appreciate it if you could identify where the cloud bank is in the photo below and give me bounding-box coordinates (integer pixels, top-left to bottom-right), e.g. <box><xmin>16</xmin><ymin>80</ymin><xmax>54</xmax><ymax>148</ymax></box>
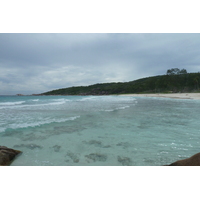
<box><xmin>1</xmin><ymin>33</ymin><xmax>200</xmax><ymax>95</ymax></box>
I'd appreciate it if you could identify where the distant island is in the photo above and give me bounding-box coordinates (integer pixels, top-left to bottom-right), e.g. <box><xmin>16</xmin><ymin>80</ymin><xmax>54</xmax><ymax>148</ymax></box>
<box><xmin>40</xmin><ymin>68</ymin><xmax>200</xmax><ymax>95</ymax></box>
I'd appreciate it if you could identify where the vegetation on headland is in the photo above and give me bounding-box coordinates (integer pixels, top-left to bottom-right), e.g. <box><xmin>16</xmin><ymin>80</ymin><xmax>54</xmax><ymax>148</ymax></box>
<box><xmin>40</xmin><ymin>69</ymin><xmax>200</xmax><ymax>95</ymax></box>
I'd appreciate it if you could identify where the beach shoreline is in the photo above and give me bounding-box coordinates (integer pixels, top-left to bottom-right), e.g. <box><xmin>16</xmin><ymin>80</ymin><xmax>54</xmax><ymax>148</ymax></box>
<box><xmin>119</xmin><ymin>93</ymin><xmax>200</xmax><ymax>100</ymax></box>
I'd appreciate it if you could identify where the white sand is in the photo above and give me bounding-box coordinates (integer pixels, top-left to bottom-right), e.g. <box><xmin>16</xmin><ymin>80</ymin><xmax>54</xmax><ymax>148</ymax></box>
<box><xmin>120</xmin><ymin>93</ymin><xmax>200</xmax><ymax>100</ymax></box>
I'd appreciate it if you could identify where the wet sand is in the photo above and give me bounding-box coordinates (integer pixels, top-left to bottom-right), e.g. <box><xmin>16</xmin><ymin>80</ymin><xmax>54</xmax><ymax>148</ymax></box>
<box><xmin>120</xmin><ymin>93</ymin><xmax>200</xmax><ymax>100</ymax></box>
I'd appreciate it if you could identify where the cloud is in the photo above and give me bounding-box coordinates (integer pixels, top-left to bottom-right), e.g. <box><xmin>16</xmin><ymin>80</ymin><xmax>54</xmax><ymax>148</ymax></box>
<box><xmin>1</xmin><ymin>33</ymin><xmax>200</xmax><ymax>95</ymax></box>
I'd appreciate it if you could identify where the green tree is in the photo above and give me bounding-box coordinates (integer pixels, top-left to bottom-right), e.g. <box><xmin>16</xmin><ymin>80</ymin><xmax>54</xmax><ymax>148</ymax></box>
<box><xmin>194</xmin><ymin>76</ymin><xmax>199</xmax><ymax>90</ymax></box>
<box><xmin>166</xmin><ymin>68</ymin><xmax>187</xmax><ymax>75</ymax></box>
<box><xmin>180</xmin><ymin>69</ymin><xmax>187</xmax><ymax>74</ymax></box>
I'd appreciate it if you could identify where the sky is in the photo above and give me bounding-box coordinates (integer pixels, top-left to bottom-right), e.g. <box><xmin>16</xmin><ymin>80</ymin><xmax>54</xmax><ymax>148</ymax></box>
<box><xmin>1</xmin><ymin>33</ymin><xmax>200</xmax><ymax>95</ymax></box>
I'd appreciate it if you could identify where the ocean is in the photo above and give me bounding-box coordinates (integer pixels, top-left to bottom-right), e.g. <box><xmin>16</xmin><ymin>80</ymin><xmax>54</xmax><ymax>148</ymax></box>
<box><xmin>0</xmin><ymin>95</ymin><xmax>200</xmax><ymax>166</ymax></box>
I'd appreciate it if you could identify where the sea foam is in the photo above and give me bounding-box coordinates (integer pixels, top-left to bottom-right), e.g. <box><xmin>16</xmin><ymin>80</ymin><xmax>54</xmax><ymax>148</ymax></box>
<box><xmin>0</xmin><ymin>101</ymin><xmax>25</xmax><ymax>108</ymax></box>
<box><xmin>3</xmin><ymin>115</ymin><xmax>80</xmax><ymax>131</ymax></box>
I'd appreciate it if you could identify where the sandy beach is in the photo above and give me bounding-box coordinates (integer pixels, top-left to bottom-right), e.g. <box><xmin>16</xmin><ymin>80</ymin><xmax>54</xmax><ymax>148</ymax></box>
<box><xmin>120</xmin><ymin>93</ymin><xmax>200</xmax><ymax>100</ymax></box>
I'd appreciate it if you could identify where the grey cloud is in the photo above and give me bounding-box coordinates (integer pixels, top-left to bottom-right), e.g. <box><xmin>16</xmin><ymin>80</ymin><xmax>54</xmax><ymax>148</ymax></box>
<box><xmin>1</xmin><ymin>33</ymin><xmax>200</xmax><ymax>95</ymax></box>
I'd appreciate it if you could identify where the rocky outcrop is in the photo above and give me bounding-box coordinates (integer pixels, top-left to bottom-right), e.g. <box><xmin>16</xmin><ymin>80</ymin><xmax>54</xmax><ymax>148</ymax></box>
<box><xmin>167</xmin><ymin>152</ymin><xmax>200</xmax><ymax>166</ymax></box>
<box><xmin>0</xmin><ymin>146</ymin><xmax>22</xmax><ymax>166</ymax></box>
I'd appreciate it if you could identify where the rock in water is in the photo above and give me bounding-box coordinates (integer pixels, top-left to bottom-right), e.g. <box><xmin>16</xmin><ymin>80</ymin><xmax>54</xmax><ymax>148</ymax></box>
<box><xmin>0</xmin><ymin>146</ymin><xmax>22</xmax><ymax>166</ymax></box>
<box><xmin>167</xmin><ymin>152</ymin><xmax>200</xmax><ymax>166</ymax></box>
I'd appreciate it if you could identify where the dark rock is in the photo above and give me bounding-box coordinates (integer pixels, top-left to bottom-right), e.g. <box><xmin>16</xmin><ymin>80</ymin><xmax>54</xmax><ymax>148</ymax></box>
<box><xmin>117</xmin><ymin>156</ymin><xmax>132</xmax><ymax>166</ymax></box>
<box><xmin>166</xmin><ymin>152</ymin><xmax>200</xmax><ymax>166</ymax></box>
<box><xmin>85</xmin><ymin>153</ymin><xmax>107</xmax><ymax>162</ymax></box>
<box><xmin>0</xmin><ymin>146</ymin><xmax>22</xmax><ymax>166</ymax></box>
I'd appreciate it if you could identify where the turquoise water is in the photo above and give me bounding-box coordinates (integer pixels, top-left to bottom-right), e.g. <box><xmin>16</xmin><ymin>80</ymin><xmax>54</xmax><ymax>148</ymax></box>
<box><xmin>0</xmin><ymin>95</ymin><xmax>200</xmax><ymax>166</ymax></box>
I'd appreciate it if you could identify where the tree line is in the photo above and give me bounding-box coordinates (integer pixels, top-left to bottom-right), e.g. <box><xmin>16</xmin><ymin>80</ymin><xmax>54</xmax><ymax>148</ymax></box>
<box><xmin>166</xmin><ymin>68</ymin><xmax>187</xmax><ymax>75</ymax></box>
<box><xmin>40</xmin><ymin>69</ymin><xmax>200</xmax><ymax>95</ymax></box>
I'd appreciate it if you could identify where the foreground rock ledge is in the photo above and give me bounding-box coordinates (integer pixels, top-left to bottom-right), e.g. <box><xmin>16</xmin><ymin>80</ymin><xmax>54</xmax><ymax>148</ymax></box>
<box><xmin>0</xmin><ymin>146</ymin><xmax>22</xmax><ymax>166</ymax></box>
<box><xmin>166</xmin><ymin>152</ymin><xmax>200</xmax><ymax>166</ymax></box>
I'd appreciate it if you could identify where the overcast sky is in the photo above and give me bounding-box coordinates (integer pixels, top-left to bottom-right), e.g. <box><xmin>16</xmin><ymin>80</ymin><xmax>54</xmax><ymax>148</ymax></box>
<box><xmin>1</xmin><ymin>33</ymin><xmax>200</xmax><ymax>95</ymax></box>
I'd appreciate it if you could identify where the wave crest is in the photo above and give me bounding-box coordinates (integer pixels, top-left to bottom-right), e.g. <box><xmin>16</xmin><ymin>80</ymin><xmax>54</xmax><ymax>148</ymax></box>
<box><xmin>0</xmin><ymin>101</ymin><xmax>25</xmax><ymax>106</ymax></box>
<box><xmin>0</xmin><ymin>116</ymin><xmax>80</xmax><ymax>132</ymax></box>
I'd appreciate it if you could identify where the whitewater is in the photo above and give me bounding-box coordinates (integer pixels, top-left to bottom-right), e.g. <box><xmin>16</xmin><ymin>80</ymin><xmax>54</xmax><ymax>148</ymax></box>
<box><xmin>0</xmin><ymin>95</ymin><xmax>200</xmax><ymax>166</ymax></box>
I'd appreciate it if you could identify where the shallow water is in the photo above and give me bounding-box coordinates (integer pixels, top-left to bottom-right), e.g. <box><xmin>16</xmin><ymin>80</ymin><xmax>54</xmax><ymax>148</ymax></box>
<box><xmin>0</xmin><ymin>95</ymin><xmax>200</xmax><ymax>166</ymax></box>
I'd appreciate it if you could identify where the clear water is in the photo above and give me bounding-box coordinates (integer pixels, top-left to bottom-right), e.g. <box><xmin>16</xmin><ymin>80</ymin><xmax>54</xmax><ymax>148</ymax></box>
<box><xmin>0</xmin><ymin>95</ymin><xmax>200</xmax><ymax>166</ymax></box>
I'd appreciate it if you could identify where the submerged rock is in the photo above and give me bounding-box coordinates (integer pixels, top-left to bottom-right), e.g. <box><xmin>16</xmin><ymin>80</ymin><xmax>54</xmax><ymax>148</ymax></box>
<box><xmin>0</xmin><ymin>146</ymin><xmax>22</xmax><ymax>166</ymax></box>
<box><xmin>116</xmin><ymin>142</ymin><xmax>132</xmax><ymax>149</ymax></box>
<box><xmin>66</xmin><ymin>151</ymin><xmax>79</xmax><ymax>163</ymax></box>
<box><xmin>167</xmin><ymin>152</ymin><xmax>200</xmax><ymax>166</ymax></box>
<box><xmin>83</xmin><ymin>140</ymin><xmax>111</xmax><ymax>148</ymax></box>
<box><xmin>51</xmin><ymin>145</ymin><xmax>61</xmax><ymax>152</ymax></box>
<box><xmin>82</xmin><ymin>140</ymin><xmax>102</xmax><ymax>147</ymax></box>
<box><xmin>117</xmin><ymin>156</ymin><xmax>132</xmax><ymax>166</ymax></box>
<box><xmin>85</xmin><ymin>153</ymin><xmax>107</xmax><ymax>162</ymax></box>
<box><xmin>102</xmin><ymin>145</ymin><xmax>111</xmax><ymax>148</ymax></box>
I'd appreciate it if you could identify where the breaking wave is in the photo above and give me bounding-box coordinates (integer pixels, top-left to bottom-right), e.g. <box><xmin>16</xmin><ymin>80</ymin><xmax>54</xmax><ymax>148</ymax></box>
<box><xmin>1</xmin><ymin>116</ymin><xmax>80</xmax><ymax>132</ymax></box>
<box><xmin>0</xmin><ymin>101</ymin><xmax>25</xmax><ymax>106</ymax></box>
